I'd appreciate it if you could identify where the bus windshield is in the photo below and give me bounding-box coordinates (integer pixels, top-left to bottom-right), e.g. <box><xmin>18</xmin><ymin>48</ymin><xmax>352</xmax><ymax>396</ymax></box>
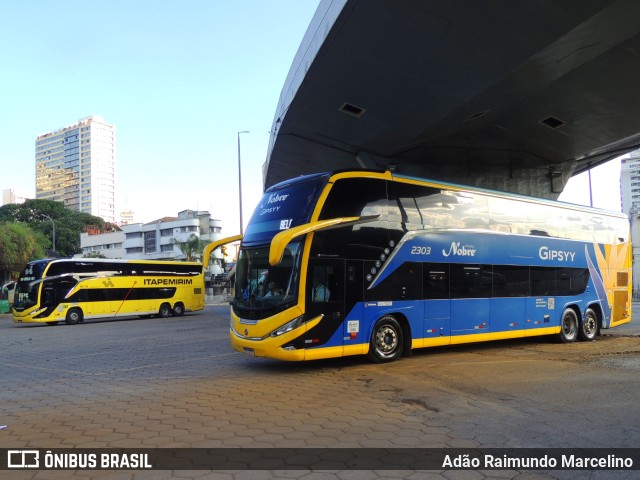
<box><xmin>242</xmin><ymin>172</ymin><xmax>328</xmax><ymax>246</ymax></box>
<box><xmin>233</xmin><ymin>241</ymin><xmax>303</xmax><ymax>319</ymax></box>
<box><xmin>14</xmin><ymin>260</ymin><xmax>50</xmax><ymax>311</ymax></box>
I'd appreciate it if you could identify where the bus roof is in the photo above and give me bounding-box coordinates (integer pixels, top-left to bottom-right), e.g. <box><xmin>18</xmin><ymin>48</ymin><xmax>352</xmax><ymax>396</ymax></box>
<box><xmin>274</xmin><ymin>169</ymin><xmax>627</xmax><ymax>219</ymax></box>
<box><xmin>27</xmin><ymin>258</ymin><xmax>202</xmax><ymax>266</ymax></box>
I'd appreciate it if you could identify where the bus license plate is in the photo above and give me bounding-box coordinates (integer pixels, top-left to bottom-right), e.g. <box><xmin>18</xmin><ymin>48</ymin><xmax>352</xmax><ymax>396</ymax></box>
<box><xmin>242</xmin><ymin>347</ymin><xmax>255</xmax><ymax>356</ymax></box>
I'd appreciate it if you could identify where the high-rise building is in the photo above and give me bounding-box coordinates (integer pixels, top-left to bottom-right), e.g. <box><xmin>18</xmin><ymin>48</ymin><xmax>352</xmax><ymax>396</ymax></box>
<box><xmin>35</xmin><ymin>115</ymin><xmax>116</xmax><ymax>222</ymax></box>
<box><xmin>620</xmin><ymin>149</ymin><xmax>640</xmax><ymax>295</ymax></box>
<box><xmin>621</xmin><ymin>149</ymin><xmax>640</xmax><ymax>215</ymax></box>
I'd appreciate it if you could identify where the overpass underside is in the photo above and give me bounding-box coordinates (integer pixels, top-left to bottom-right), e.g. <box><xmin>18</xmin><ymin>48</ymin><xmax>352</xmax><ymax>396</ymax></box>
<box><xmin>264</xmin><ymin>0</ymin><xmax>640</xmax><ymax>199</ymax></box>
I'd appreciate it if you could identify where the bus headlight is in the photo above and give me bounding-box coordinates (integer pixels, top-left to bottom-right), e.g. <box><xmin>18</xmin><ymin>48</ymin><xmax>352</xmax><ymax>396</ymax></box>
<box><xmin>270</xmin><ymin>315</ymin><xmax>305</xmax><ymax>337</ymax></box>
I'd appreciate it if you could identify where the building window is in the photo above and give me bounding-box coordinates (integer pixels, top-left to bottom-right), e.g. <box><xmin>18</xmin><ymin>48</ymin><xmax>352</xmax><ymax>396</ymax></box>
<box><xmin>144</xmin><ymin>231</ymin><xmax>156</xmax><ymax>253</ymax></box>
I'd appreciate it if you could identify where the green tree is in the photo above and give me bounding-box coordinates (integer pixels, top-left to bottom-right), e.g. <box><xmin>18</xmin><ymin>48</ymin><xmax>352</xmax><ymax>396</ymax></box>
<box><xmin>0</xmin><ymin>199</ymin><xmax>105</xmax><ymax>257</ymax></box>
<box><xmin>0</xmin><ymin>222</ymin><xmax>46</xmax><ymax>271</ymax></box>
<box><xmin>220</xmin><ymin>244</ymin><xmax>228</xmax><ymax>268</ymax></box>
<box><xmin>171</xmin><ymin>234</ymin><xmax>207</xmax><ymax>262</ymax></box>
<box><xmin>83</xmin><ymin>251</ymin><xmax>107</xmax><ymax>258</ymax></box>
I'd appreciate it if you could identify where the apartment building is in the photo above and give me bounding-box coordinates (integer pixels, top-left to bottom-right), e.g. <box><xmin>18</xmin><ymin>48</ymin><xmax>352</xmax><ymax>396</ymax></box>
<box><xmin>620</xmin><ymin>150</ymin><xmax>640</xmax><ymax>294</ymax></box>
<box><xmin>621</xmin><ymin>150</ymin><xmax>640</xmax><ymax>214</ymax></box>
<box><xmin>36</xmin><ymin>115</ymin><xmax>116</xmax><ymax>222</ymax></box>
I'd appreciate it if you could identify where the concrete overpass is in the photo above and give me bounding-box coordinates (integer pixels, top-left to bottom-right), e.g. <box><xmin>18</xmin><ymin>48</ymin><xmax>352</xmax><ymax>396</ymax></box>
<box><xmin>264</xmin><ymin>0</ymin><xmax>640</xmax><ymax>199</ymax></box>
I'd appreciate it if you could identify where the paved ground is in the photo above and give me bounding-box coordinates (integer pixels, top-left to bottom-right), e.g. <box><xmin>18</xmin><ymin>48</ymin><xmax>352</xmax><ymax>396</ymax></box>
<box><xmin>1</xmin><ymin>303</ymin><xmax>640</xmax><ymax>480</ymax></box>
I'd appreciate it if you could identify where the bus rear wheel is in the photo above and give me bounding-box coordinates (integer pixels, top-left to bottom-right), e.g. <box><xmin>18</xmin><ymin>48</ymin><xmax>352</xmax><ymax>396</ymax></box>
<box><xmin>172</xmin><ymin>303</ymin><xmax>185</xmax><ymax>317</ymax></box>
<box><xmin>559</xmin><ymin>308</ymin><xmax>578</xmax><ymax>343</ymax></box>
<box><xmin>65</xmin><ymin>308</ymin><xmax>83</xmax><ymax>325</ymax></box>
<box><xmin>158</xmin><ymin>303</ymin><xmax>171</xmax><ymax>318</ymax></box>
<box><xmin>368</xmin><ymin>315</ymin><xmax>404</xmax><ymax>363</ymax></box>
<box><xmin>579</xmin><ymin>308</ymin><xmax>599</xmax><ymax>341</ymax></box>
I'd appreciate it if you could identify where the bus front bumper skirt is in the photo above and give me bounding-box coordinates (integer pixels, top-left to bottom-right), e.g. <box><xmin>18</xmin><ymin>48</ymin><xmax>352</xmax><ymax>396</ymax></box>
<box><xmin>229</xmin><ymin>314</ymin><xmax>324</xmax><ymax>361</ymax></box>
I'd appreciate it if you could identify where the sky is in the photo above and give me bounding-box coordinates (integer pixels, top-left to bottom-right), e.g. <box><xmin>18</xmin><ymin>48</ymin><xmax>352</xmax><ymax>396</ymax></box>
<box><xmin>558</xmin><ymin>158</ymin><xmax>623</xmax><ymax>212</ymax></box>
<box><xmin>0</xmin><ymin>0</ymin><xmax>625</xmax><ymax>239</ymax></box>
<box><xmin>0</xmin><ymin>1</ymin><xmax>321</xmax><ymax>236</ymax></box>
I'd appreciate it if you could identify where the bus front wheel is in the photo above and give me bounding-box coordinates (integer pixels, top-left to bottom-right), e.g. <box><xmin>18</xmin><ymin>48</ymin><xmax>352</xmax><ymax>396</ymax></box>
<box><xmin>65</xmin><ymin>308</ymin><xmax>83</xmax><ymax>325</ymax></box>
<box><xmin>579</xmin><ymin>308</ymin><xmax>599</xmax><ymax>341</ymax></box>
<box><xmin>158</xmin><ymin>303</ymin><xmax>172</xmax><ymax>318</ymax></box>
<box><xmin>559</xmin><ymin>309</ymin><xmax>578</xmax><ymax>343</ymax></box>
<box><xmin>368</xmin><ymin>315</ymin><xmax>404</xmax><ymax>363</ymax></box>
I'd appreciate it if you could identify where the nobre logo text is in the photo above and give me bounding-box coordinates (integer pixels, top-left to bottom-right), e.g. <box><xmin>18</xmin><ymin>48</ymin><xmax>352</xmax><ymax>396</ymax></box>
<box><xmin>267</xmin><ymin>193</ymin><xmax>289</xmax><ymax>204</ymax></box>
<box><xmin>442</xmin><ymin>242</ymin><xmax>476</xmax><ymax>258</ymax></box>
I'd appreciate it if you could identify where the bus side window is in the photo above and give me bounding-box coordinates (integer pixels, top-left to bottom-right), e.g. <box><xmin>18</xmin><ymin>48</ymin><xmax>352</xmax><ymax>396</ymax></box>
<box><xmin>310</xmin><ymin>265</ymin><xmax>341</xmax><ymax>302</ymax></box>
<box><xmin>424</xmin><ymin>264</ymin><xmax>449</xmax><ymax>299</ymax></box>
<box><xmin>450</xmin><ymin>264</ymin><xmax>492</xmax><ymax>298</ymax></box>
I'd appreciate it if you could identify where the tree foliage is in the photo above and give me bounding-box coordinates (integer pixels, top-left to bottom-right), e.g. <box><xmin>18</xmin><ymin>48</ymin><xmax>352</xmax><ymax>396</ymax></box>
<box><xmin>0</xmin><ymin>222</ymin><xmax>47</xmax><ymax>270</ymax></box>
<box><xmin>171</xmin><ymin>234</ymin><xmax>208</xmax><ymax>262</ymax></box>
<box><xmin>82</xmin><ymin>251</ymin><xmax>107</xmax><ymax>258</ymax></box>
<box><xmin>0</xmin><ymin>199</ymin><xmax>106</xmax><ymax>258</ymax></box>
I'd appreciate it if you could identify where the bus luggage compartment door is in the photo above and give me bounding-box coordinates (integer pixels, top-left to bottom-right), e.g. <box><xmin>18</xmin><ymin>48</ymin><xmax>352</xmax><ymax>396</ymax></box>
<box><xmin>423</xmin><ymin>299</ymin><xmax>450</xmax><ymax>347</ymax></box>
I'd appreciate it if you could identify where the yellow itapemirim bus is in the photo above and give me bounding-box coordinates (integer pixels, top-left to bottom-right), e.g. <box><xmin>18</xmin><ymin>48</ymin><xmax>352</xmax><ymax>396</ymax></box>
<box><xmin>12</xmin><ymin>258</ymin><xmax>205</xmax><ymax>325</ymax></box>
<box><xmin>225</xmin><ymin>170</ymin><xmax>632</xmax><ymax>362</ymax></box>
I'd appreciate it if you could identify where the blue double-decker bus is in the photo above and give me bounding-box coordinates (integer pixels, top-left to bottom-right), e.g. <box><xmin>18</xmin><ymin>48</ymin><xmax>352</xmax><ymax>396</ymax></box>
<box><xmin>226</xmin><ymin>170</ymin><xmax>631</xmax><ymax>362</ymax></box>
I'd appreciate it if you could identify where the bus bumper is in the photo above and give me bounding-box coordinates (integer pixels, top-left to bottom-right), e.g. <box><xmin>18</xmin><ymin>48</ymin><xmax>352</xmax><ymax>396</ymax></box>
<box><xmin>229</xmin><ymin>313</ymin><xmax>324</xmax><ymax>361</ymax></box>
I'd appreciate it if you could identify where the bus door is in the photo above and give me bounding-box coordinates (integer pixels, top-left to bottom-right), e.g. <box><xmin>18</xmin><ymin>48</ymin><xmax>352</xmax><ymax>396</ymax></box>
<box><xmin>491</xmin><ymin>265</ymin><xmax>528</xmax><ymax>335</ymax></box>
<box><xmin>526</xmin><ymin>267</ymin><xmax>558</xmax><ymax>332</ymax></box>
<box><xmin>450</xmin><ymin>264</ymin><xmax>491</xmax><ymax>336</ymax></box>
<box><xmin>306</xmin><ymin>259</ymin><xmax>346</xmax><ymax>353</ymax></box>
<box><xmin>75</xmin><ymin>285</ymin><xmax>112</xmax><ymax>318</ymax></box>
<box><xmin>423</xmin><ymin>264</ymin><xmax>450</xmax><ymax>346</ymax></box>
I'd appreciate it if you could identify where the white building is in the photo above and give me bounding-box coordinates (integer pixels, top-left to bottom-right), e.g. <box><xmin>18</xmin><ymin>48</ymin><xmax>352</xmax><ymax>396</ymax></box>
<box><xmin>79</xmin><ymin>227</ymin><xmax>125</xmax><ymax>258</ymax></box>
<box><xmin>79</xmin><ymin>209</ymin><xmax>225</xmax><ymax>276</ymax></box>
<box><xmin>620</xmin><ymin>150</ymin><xmax>640</xmax><ymax>295</ymax></box>
<box><xmin>2</xmin><ymin>188</ymin><xmax>28</xmax><ymax>206</ymax></box>
<box><xmin>36</xmin><ymin>115</ymin><xmax>116</xmax><ymax>222</ymax></box>
<box><xmin>621</xmin><ymin>150</ymin><xmax>640</xmax><ymax>214</ymax></box>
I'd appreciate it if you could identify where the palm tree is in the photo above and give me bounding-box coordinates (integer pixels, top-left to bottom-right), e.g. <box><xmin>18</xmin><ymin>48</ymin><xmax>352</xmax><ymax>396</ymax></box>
<box><xmin>171</xmin><ymin>234</ymin><xmax>206</xmax><ymax>262</ymax></box>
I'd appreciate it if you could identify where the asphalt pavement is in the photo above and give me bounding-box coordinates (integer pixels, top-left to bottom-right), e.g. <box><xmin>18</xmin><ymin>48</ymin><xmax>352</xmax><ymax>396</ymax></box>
<box><xmin>1</xmin><ymin>302</ymin><xmax>639</xmax><ymax>480</ymax></box>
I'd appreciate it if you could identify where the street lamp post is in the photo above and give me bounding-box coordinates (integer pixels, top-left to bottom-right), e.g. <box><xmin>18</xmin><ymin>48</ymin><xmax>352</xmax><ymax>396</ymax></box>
<box><xmin>41</xmin><ymin>214</ymin><xmax>56</xmax><ymax>253</ymax></box>
<box><xmin>237</xmin><ymin>131</ymin><xmax>249</xmax><ymax>235</ymax></box>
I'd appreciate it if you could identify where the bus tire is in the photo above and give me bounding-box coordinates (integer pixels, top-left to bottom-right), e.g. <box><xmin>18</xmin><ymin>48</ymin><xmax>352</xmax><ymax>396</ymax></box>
<box><xmin>559</xmin><ymin>308</ymin><xmax>578</xmax><ymax>343</ymax></box>
<box><xmin>172</xmin><ymin>303</ymin><xmax>185</xmax><ymax>317</ymax></box>
<box><xmin>158</xmin><ymin>303</ymin><xmax>172</xmax><ymax>318</ymax></box>
<box><xmin>579</xmin><ymin>307</ymin><xmax>599</xmax><ymax>341</ymax></box>
<box><xmin>65</xmin><ymin>308</ymin><xmax>83</xmax><ymax>325</ymax></box>
<box><xmin>368</xmin><ymin>315</ymin><xmax>404</xmax><ymax>363</ymax></box>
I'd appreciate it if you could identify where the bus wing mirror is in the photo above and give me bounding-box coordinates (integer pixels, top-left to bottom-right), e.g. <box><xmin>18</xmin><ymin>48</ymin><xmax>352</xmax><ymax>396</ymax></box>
<box><xmin>203</xmin><ymin>234</ymin><xmax>243</xmax><ymax>269</ymax></box>
<box><xmin>269</xmin><ymin>215</ymin><xmax>379</xmax><ymax>266</ymax></box>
